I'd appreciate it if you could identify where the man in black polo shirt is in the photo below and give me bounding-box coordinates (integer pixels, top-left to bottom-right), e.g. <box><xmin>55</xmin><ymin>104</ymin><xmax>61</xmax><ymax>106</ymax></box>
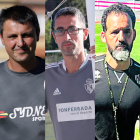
<box><xmin>95</xmin><ymin>3</ymin><xmax>140</xmax><ymax>140</ymax></box>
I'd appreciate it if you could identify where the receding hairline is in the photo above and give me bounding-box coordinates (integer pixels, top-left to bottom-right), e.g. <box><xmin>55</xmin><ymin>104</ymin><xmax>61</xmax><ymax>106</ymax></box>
<box><xmin>2</xmin><ymin>19</ymin><xmax>35</xmax><ymax>31</ymax></box>
<box><xmin>105</xmin><ymin>11</ymin><xmax>133</xmax><ymax>30</ymax></box>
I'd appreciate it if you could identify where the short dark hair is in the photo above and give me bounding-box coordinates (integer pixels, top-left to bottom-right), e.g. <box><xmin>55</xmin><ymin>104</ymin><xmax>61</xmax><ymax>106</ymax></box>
<box><xmin>53</xmin><ymin>7</ymin><xmax>86</xmax><ymax>29</ymax></box>
<box><xmin>101</xmin><ymin>3</ymin><xmax>136</xmax><ymax>32</ymax></box>
<box><xmin>0</xmin><ymin>5</ymin><xmax>40</xmax><ymax>38</ymax></box>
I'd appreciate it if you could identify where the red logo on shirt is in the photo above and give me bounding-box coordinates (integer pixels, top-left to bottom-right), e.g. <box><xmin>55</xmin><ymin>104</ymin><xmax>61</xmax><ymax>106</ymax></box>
<box><xmin>0</xmin><ymin>111</ymin><xmax>8</xmax><ymax>118</ymax></box>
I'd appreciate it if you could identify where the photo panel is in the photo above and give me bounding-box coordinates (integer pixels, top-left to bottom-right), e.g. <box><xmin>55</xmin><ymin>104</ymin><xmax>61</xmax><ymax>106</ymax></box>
<box><xmin>0</xmin><ymin>0</ymin><xmax>45</xmax><ymax>139</ymax></box>
<box><xmin>95</xmin><ymin>1</ymin><xmax>140</xmax><ymax>140</ymax></box>
<box><xmin>45</xmin><ymin>0</ymin><xmax>95</xmax><ymax>140</ymax></box>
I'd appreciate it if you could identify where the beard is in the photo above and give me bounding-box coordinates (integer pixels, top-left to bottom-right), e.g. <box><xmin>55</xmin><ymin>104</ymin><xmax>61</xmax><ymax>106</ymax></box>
<box><xmin>112</xmin><ymin>48</ymin><xmax>129</xmax><ymax>61</ymax></box>
<box><xmin>108</xmin><ymin>41</ymin><xmax>133</xmax><ymax>62</ymax></box>
<box><xmin>60</xmin><ymin>41</ymin><xmax>78</xmax><ymax>56</ymax></box>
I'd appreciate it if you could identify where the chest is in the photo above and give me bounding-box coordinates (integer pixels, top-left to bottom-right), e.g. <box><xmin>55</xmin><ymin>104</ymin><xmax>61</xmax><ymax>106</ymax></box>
<box><xmin>95</xmin><ymin>68</ymin><xmax>140</xmax><ymax>113</ymax></box>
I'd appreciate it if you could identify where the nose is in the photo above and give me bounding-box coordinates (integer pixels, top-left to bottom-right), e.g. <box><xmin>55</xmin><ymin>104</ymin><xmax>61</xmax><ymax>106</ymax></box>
<box><xmin>118</xmin><ymin>30</ymin><xmax>125</xmax><ymax>42</ymax></box>
<box><xmin>17</xmin><ymin>36</ymin><xmax>24</xmax><ymax>47</ymax></box>
<box><xmin>64</xmin><ymin>30</ymin><xmax>71</xmax><ymax>40</ymax></box>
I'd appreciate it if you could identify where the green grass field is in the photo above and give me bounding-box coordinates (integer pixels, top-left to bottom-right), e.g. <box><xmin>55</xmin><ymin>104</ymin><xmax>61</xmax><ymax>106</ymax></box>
<box><xmin>95</xmin><ymin>22</ymin><xmax>140</xmax><ymax>63</ymax></box>
<box><xmin>135</xmin><ymin>121</ymin><xmax>140</xmax><ymax>140</ymax></box>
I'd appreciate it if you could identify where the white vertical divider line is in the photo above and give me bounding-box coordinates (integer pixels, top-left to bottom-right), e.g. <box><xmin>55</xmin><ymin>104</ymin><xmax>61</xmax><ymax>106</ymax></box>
<box><xmin>85</xmin><ymin>0</ymin><xmax>95</xmax><ymax>88</ymax></box>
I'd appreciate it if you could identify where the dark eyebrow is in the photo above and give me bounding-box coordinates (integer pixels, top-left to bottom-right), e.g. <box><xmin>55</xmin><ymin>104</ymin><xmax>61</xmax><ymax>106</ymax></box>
<box><xmin>56</xmin><ymin>26</ymin><xmax>76</xmax><ymax>30</ymax></box>
<box><xmin>68</xmin><ymin>26</ymin><xmax>76</xmax><ymax>28</ymax></box>
<box><xmin>22</xmin><ymin>30</ymin><xmax>33</xmax><ymax>34</ymax></box>
<box><xmin>122</xmin><ymin>28</ymin><xmax>131</xmax><ymax>31</ymax></box>
<box><xmin>111</xmin><ymin>28</ymin><xmax>120</xmax><ymax>33</ymax></box>
<box><xmin>22</xmin><ymin>31</ymin><xmax>33</xmax><ymax>35</ymax></box>
<box><xmin>56</xmin><ymin>27</ymin><xmax>64</xmax><ymax>30</ymax></box>
<box><xmin>7</xmin><ymin>34</ymin><xmax>17</xmax><ymax>38</ymax></box>
<box><xmin>111</xmin><ymin>27</ymin><xmax>131</xmax><ymax>32</ymax></box>
<box><xmin>7</xmin><ymin>30</ymin><xmax>33</xmax><ymax>38</ymax></box>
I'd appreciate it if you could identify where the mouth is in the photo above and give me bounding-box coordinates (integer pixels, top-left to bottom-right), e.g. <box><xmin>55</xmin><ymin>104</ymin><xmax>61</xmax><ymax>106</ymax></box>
<box><xmin>63</xmin><ymin>43</ymin><xmax>73</xmax><ymax>47</ymax></box>
<box><xmin>115</xmin><ymin>45</ymin><xmax>127</xmax><ymax>51</ymax></box>
<box><xmin>62</xmin><ymin>41</ymin><xmax>74</xmax><ymax>48</ymax></box>
<box><xmin>14</xmin><ymin>48</ymin><xmax>28</xmax><ymax>53</ymax></box>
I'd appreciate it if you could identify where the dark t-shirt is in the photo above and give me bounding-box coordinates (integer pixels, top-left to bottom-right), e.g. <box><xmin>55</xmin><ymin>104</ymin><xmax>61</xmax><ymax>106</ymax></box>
<box><xmin>0</xmin><ymin>57</ymin><xmax>45</xmax><ymax>140</ymax></box>
<box><xmin>95</xmin><ymin>55</ymin><xmax>140</xmax><ymax>140</ymax></box>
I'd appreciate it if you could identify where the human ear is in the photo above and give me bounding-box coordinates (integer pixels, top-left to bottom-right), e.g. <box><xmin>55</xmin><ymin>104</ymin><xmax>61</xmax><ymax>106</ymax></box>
<box><xmin>83</xmin><ymin>28</ymin><xmax>89</xmax><ymax>41</ymax></box>
<box><xmin>133</xmin><ymin>29</ymin><xmax>136</xmax><ymax>41</ymax></box>
<box><xmin>52</xmin><ymin>32</ymin><xmax>57</xmax><ymax>44</ymax></box>
<box><xmin>36</xmin><ymin>29</ymin><xmax>40</xmax><ymax>42</ymax></box>
<box><xmin>0</xmin><ymin>34</ymin><xmax>4</xmax><ymax>46</ymax></box>
<box><xmin>100</xmin><ymin>31</ymin><xmax>106</xmax><ymax>43</ymax></box>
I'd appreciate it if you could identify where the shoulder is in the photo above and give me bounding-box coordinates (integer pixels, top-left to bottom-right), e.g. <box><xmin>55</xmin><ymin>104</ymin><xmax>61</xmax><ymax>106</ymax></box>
<box><xmin>0</xmin><ymin>61</ymin><xmax>6</xmax><ymax>70</ymax></box>
<box><xmin>95</xmin><ymin>55</ymin><xmax>105</xmax><ymax>63</ymax></box>
<box><xmin>125</xmin><ymin>58</ymin><xmax>140</xmax><ymax>87</ymax></box>
<box><xmin>95</xmin><ymin>55</ymin><xmax>105</xmax><ymax>69</ymax></box>
<box><xmin>95</xmin><ymin>55</ymin><xmax>106</xmax><ymax>81</ymax></box>
<box><xmin>132</xmin><ymin>59</ymin><xmax>140</xmax><ymax>70</ymax></box>
<box><xmin>128</xmin><ymin>58</ymin><xmax>140</xmax><ymax>74</ymax></box>
<box><xmin>45</xmin><ymin>60</ymin><xmax>63</xmax><ymax>70</ymax></box>
<box><xmin>0</xmin><ymin>61</ymin><xmax>8</xmax><ymax>77</ymax></box>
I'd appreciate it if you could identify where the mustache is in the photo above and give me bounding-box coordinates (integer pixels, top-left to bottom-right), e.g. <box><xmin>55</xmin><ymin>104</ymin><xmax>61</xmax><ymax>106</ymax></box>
<box><xmin>13</xmin><ymin>46</ymin><xmax>28</xmax><ymax>51</ymax></box>
<box><xmin>62</xmin><ymin>41</ymin><xmax>75</xmax><ymax>46</ymax></box>
<box><xmin>115</xmin><ymin>41</ymin><xmax>129</xmax><ymax>50</ymax></box>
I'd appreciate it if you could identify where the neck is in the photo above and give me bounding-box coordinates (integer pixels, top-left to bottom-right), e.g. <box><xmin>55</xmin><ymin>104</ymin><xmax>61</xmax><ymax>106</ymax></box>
<box><xmin>106</xmin><ymin>50</ymin><xmax>130</xmax><ymax>71</ymax></box>
<box><xmin>63</xmin><ymin>51</ymin><xmax>86</xmax><ymax>73</ymax></box>
<box><xmin>7</xmin><ymin>56</ymin><xmax>40</xmax><ymax>72</ymax></box>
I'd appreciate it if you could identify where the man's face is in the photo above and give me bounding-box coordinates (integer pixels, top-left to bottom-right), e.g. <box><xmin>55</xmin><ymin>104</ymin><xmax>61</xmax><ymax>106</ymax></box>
<box><xmin>52</xmin><ymin>15</ymin><xmax>88</xmax><ymax>56</ymax></box>
<box><xmin>101</xmin><ymin>12</ymin><xmax>136</xmax><ymax>61</ymax></box>
<box><xmin>0</xmin><ymin>20</ymin><xmax>38</xmax><ymax>63</ymax></box>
